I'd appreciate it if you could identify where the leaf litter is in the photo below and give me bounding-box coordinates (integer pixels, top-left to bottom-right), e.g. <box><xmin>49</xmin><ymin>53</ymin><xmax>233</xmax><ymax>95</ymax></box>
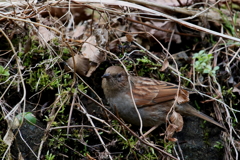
<box><xmin>0</xmin><ymin>0</ymin><xmax>240</xmax><ymax>159</ymax></box>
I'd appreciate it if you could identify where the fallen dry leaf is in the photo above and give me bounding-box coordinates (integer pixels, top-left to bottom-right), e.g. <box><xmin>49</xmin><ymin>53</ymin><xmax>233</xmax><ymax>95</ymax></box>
<box><xmin>131</xmin><ymin>18</ymin><xmax>181</xmax><ymax>43</ymax></box>
<box><xmin>81</xmin><ymin>29</ymin><xmax>108</xmax><ymax>77</ymax></box>
<box><xmin>165</xmin><ymin>124</ymin><xmax>179</xmax><ymax>142</ymax></box>
<box><xmin>38</xmin><ymin>26</ymin><xmax>55</xmax><ymax>42</ymax></box>
<box><xmin>176</xmin><ymin>89</ymin><xmax>189</xmax><ymax>104</ymax></box>
<box><xmin>169</xmin><ymin>110</ymin><xmax>184</xmax><ymax>132</ymax></box>
<box><xmin>165</xmin><ymin>111</ymin><xmax>183</xmax><ymax>141</ymax></box>
<box><xmin>126</xmin><ymin>34</ymin><xmax>134</xmax><ymax>42</ymax></box>
<box><xmin>65</xmin><ymin>54</ymin><xmax>90</xmax><ymax>76</ymax></box>
<box><xmin>160</xmin><ymin>59</ymin><xmax>169</xmax><ymax>71</ymax></box>
<box><xmin>3</xmin><ymin>128</ymin><xmax>14</xmax><ymax>146</ymax></box>
<box><xmin>151</xmin><ymin>21</ymin><xmax>181</xmax><ymax>43</ymax></box>
<box><xmin>66</xmin><ymin>28</ymin><xmax>107</xmax><ymax>77</ymax></box>
<box><xmin>109</xmin><ymin>36</ymin><xmax>127</xmax><ymax>52</ymax></box>
<box><xmin>86</xmin><ymin>153</ymin><xmax>96</xmax><ymax>160</ymax></box>
<box><xmin>72</xmin><ymin>25</ymin><xmax>87</xmax><ymax>38</ymax></box>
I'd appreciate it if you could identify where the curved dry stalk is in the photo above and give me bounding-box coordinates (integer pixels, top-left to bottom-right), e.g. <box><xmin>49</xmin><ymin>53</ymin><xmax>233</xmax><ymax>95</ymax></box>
<box><xmin>0</xmin><ymin>75</ymin><xmax>17</xmax><ymax>99</ymax></box>
<box><xmin>0</xmin><ymin>28</ymin><xmax>27</xmax><ymax>160</ymax></box>
<box><xmin>37</xmin><ymin>93</ymin><xmax>71</xmax><ymax>159</ymax></box>
<box><xmin>87</xmin><ymin>114</ymin><xmax>127</xmax><ymax>141</ymax></box>
<box><xmin>143</xmin><ymin>31</ymin><xmax>184</xmax><ymax>141</ymax></box>
<box><xmin>18</xmin><ymin>129</ymin><xmax>38</xmax><ymax>159</ymax></box>
<box><xmin>0</xmin><ymin>15</ymin><xmax>62</xmax><ymax>35</ymax></box>
<box><xmin>0</xmin><ymin>29</ymin><xmax>27</xmax><ymax>119</ymax></box>
<box><xmin>51</xmin><ymin>125</ymin><xmax>110</xmax><ymax>134</ymax></box>
<box><xmin>75</xmin><ymin>96</ymin><xmax>113</xmax><ymax>160</ymax></box>
<box><xmin>67</xmin><ymin>88</ymin><xmax>77</xmax><ymax>138</ymax></box>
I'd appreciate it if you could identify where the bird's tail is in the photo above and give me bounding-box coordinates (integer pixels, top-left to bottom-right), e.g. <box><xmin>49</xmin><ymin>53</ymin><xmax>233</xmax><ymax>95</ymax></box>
<box><xmin>176</xmin><ymin>103</ymin><xmax>226</xmax><ymax>130</ymax></box>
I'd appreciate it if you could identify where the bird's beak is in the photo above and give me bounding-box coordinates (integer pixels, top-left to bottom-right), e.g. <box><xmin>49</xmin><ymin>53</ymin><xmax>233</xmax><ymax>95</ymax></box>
<box><xmin>101</xmin><ymin>73</ymin><xmax>110</xmax><ymax>78</ymax></box>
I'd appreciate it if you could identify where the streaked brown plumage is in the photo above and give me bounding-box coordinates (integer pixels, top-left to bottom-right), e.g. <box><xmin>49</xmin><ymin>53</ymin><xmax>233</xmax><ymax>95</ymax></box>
<box><xmin>102</xmin><ymin>66</ymin><xmax>224</xmax><ymax>129</ymax></box>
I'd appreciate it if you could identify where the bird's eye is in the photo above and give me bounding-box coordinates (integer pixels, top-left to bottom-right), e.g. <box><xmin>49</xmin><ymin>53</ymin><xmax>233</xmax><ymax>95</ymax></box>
<box><xmin>117</xmin><ymin>73</ymin><xmax>122</xmax><ymax>78</ymax></box>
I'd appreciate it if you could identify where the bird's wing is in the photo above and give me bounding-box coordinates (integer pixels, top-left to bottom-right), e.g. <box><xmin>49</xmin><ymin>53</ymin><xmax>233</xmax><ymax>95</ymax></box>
<box><xmin>129</xmin><ymin>76</ymin><xmax>189</xmax><ymax>107</ymax></box>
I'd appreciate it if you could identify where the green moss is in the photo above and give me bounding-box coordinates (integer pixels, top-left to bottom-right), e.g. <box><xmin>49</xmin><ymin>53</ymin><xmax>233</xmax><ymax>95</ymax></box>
<box><xmin>0</xmin><ymin>136</ymin><xmax>7</xmax><ymax>159</ymax></box>
<box><xmin>0</xmin><ymin>66</ymin><xmax>10</xmax><ymax>83</ymax></box>
<box><xmin>136</xmin><ymin>56</ymin><xmax>161</xmax><ymax>76</ymax></box>
<box><xmin>193</xmin><ymin>50</ymin><xmax>219</xmax><ymax>77</ymax></box>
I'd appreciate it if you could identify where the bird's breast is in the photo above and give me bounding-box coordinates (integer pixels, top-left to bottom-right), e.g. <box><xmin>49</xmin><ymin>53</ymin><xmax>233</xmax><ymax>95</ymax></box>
<box><xmin>108</xmin><ymin>93</ymin><xmax>173</xmax><ymax>127</ymax></box>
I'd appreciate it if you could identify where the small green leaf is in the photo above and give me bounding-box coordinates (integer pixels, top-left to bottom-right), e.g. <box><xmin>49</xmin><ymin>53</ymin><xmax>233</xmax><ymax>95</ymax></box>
<box><xmin>0</xmin><ymin>66</ymin><xmax>10</xmax><ymax>76</ymax></box>
<box><xmin>16</xmin><ymin>112</ymin><xmax>37</xmax><ymax>125</ymax></box>
<box><xmin>24</xmin><ymin>112</ymin><xmax>37</xmax><ymax>124</ymax></box>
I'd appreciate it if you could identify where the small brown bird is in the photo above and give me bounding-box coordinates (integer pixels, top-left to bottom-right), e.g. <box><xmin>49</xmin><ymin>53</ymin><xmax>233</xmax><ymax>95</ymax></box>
<box><xmin>102</xmin><ymin>66</ymin><xmax>224</xmax><ymax>129</ymax></box>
